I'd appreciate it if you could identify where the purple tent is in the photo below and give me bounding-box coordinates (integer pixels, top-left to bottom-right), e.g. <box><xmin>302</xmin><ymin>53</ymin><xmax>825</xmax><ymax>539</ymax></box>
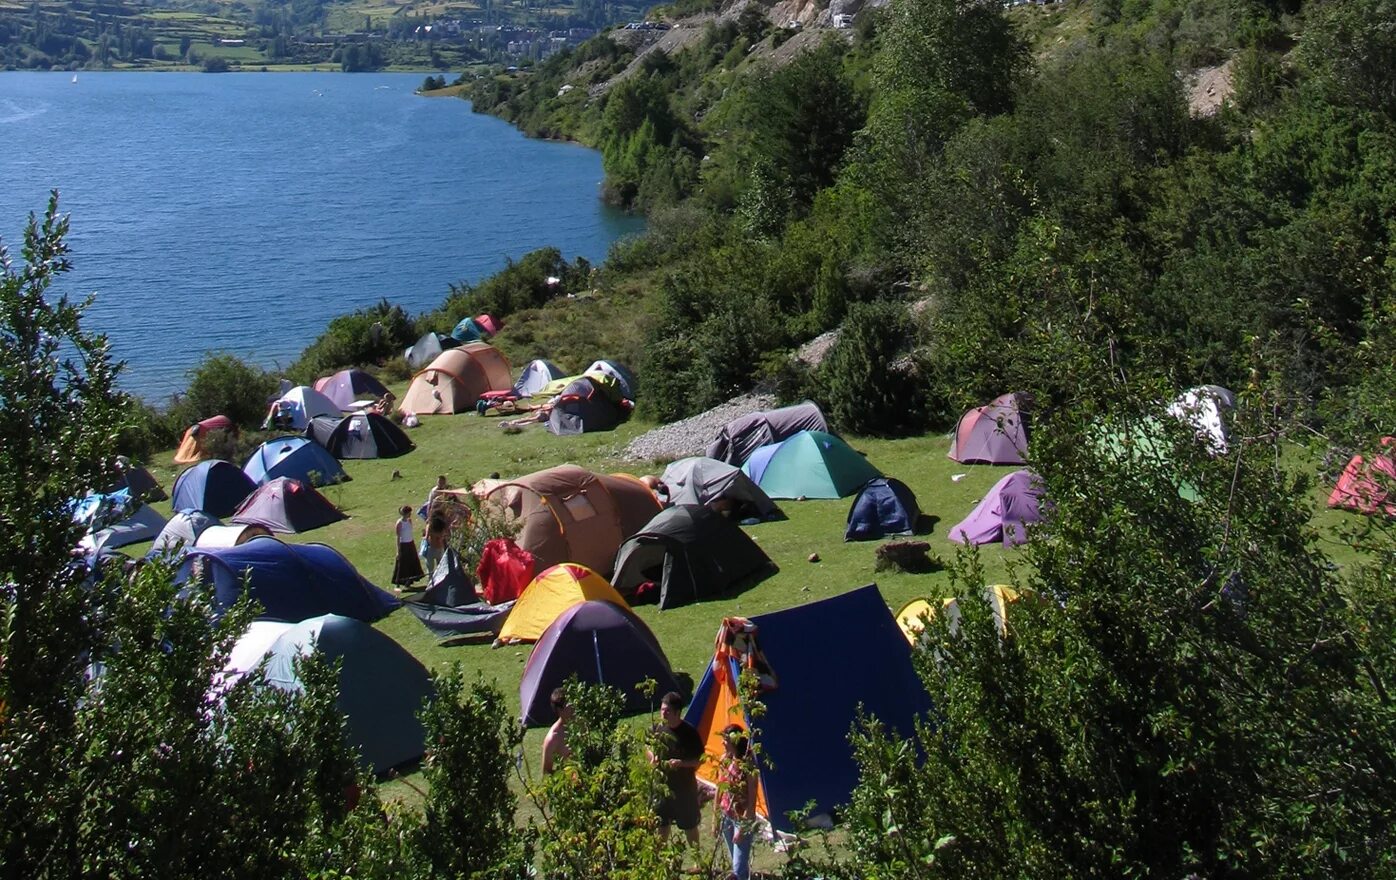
<box><xmin>948</xmin><ymin>393</ymin><xmax>1030</xmax><ymax>465</ymax></box>
<box><xmin>519</xmin><ymin>600</ymin><xmax>678</xmax><ymax>727</ymax></box>
<box><xmin>231</xmin><ymin>477</ymin><xmax>346</xmax><ymax>534</ymax></box>
<box><xmin>315</xmin><ymin>369</ymin><xmax>390</xmax><ymax>410</ymax></box>
<box><xmin>949</xmin><ymin>469</ymin><xmax>1044</xmax><ymax>547</ymax></box>
<box><xmin>706</xmin><ymin>401</ymin><xmax>828</xmax><ymax>466</ymax></box>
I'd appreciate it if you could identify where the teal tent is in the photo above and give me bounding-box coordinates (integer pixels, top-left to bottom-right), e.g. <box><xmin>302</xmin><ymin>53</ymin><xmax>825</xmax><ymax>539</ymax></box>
<box><xmin>742</xmin><ymin>430</ymin><xmax>881</xmax><ymax>499</ymax></box>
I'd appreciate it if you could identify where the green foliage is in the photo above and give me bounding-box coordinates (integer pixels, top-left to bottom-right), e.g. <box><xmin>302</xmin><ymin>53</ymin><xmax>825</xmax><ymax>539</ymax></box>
<box><xmin>168</xmin><ymin>351</ymin><xmax>276</xmax><ymax>431</ymax></box>
<box><xmin>286</xmin><ymin>299</ymin><xmax>415</xmax><ymax>384</ymax></box>
<box><xmin>819</xmin><ymin>299</ymin><xmax>926</xmax><ymax>436</ymax></box>
<box><xmin>430</xmin><ymin>248</ymin><xmax>591</xmax><ymax>332</ymax></box>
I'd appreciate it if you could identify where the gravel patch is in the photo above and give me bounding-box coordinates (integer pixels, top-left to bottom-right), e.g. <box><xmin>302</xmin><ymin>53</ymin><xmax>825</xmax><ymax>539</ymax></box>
<box><xmin>796</xmin><ymin>330</ymin><xmax>840</xmax><ymax>368</ymax></box>
<box><xmin>622</xmin><ymin>392</ymin><xmax>778</xmax><ymax>463</ymax></box>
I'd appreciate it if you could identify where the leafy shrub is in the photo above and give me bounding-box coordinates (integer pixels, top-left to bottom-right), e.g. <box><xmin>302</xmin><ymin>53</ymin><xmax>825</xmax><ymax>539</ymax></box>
<box><xmin>167</xmin><ymin>352</ymin><xmax>275</xmax><ymax>431</ymax></box>
<box><xmin>286</xmin><ymin>299</ymin><xmax>415</xmax><ymax>383</ymax></box>
<box><xmin>819</xmin><ymin>299</ymin><xmax>926</xmax><ymax>436</ymax></box>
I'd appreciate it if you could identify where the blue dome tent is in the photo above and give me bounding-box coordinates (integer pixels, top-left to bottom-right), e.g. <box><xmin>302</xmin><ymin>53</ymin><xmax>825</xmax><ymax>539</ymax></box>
<box><xmin>170</xmin><ymin>460</ymin><xmax>257</xmax><ymax>518</ymax></box>
<box><xmin>845</xmin><ymin>477</ymin><xmax>922</xmax><ymax>541</ymax></box>
<box><xmin>244</xmin><ymin>436</ymin><xmax>348</xmax><ymax>487</ymax></box>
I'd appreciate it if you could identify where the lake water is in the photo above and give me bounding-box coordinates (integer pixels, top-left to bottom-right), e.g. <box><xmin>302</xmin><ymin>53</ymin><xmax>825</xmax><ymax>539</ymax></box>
<box><xmin>0</xmin><ymin>71</ymin><xmax>643</xmax><ymax>401</ymax></box>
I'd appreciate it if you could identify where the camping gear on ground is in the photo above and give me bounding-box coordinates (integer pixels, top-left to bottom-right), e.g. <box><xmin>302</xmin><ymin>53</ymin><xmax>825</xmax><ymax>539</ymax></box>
<box><xmin>546</xmin><ymin>375</ymin><xmax>628</xmax><ymax>435</ymax></box>
<box><xmin>612</xmin><ymin>505</ymin><xmax>775</xmax><ymax>610</ymax></box>
<box><xmin>685</xmin><ymin>585</ymin><xmax>932</xmax><ymax>831</ymax></box>
<box><xmin>105</xmin><ymin>464</ymin><xmax>168</xmax><ymax>502</ymax></box>
<box><xmin>948</xmin><ymin>392</ymin><xmax>1030</xmax><ymax>465</ymax></box>
<box><xmin>225</xmin><ymin>615</ymin><xmax>432</xmax><ymax>774</ymax></box>
<box><xmin>77</xmin><ymin>499</ymin><xmax>167</xmax><ymax>552</ymax></box>
<box><xmin>742</xmin><ymin>431</ymin><xmax>882</xmax><ymax>500</ymax></box>
<box><xmin>519</xmin><ymin>600</ymin><xmax>679</xmax><ymax>727</ymax></box>
<box><xmin>895</xmin><ymin>585</ymin><xmax>1025</xmax><ymax>645</ymax></box>
<box><xmin>583</xmin><ymin>359</ymin><xmax>636</xmax><ymax>400</ymax></box>
<box><xmin>1167</xmin><ymin>385</ymin><xmax>1235</xmax><ymax>455</ymax></box>
<box><xmin>173</xmin><ymin>415</ymin><xmax>236</xmax><ymax>465</ymax></box>
<box><xmin>481</xmin><ymin>466</ymin><xmax>661</xmax><ymax>576</ymax></box>
<box><xmin>306</xmin><ymin>412</ymin><xmax>414</xmax><ymax>459</ymax></box>
<box><xmin>1330</xmin><ymin>436</ymin><xmax>1396</xmax><ymax>516</ymax></box>
<box><xmin>497</xmin><ymin>563</ymin><xmax>630</xmax><ymax>644</ymax></box>
<box><xmin>231</xmin><ymin>477</ymin><xmax>346</xmax><ymax>534</ymax></box>
<box><xmin>404</xmin><ymin>331</ymin><xmax>459</xmax><ymax>371</ymax></box>
<box><xmin>195</xmin><ymin>523</ymin><xmax>272</xmax><ymax>548</ymax></box>
<box><xmin>660</xmin><ymin>456</ymin><xmax>780</xmax><ymax>521</ymax></box>
<box><xmin>405</xmin><ymin>549</ymin><xmax>515</xmax><ymax>639</ymax></box>
<box><xmin>171</xmin><ymin>459</ymin><xmax>258</xmax><ymax>518</ymax></box>
<box><xmin>513</xmin><ymin>358</ymin><xmax>566</xmax><ymax>397</ymax></box>
<box><xmin>263</xmin><ymin>386</ymin><xmax>342</xmax><ymax>431</ymax></box>
<box><xmin>706</xmin><ymin>400</ymin><xmax>828</xmax><ymax>467</ymax></box>
<box><xmin>399</xmin><ymin>342</ymin><xmax>513</xmax><ymax>416</ymax></box>
<box><xmin>314</xmin><ymin>368</ymin><xmax>390</xmax><ymax>411</ymax></box>
<box><xmin>244</xmin><ymin>435</ymin><xmax>349</xmax><ymax>486</ymax></box>
<box><xmin>949</xmin><ymin>469</ymin><xmax>1043</xmax><ymax>547</ymax></box>
<box><xmin>149</xmin><ymin>509</ymin><xmax>221</xmax><ymax>558</ymax></box>
<box><xmin>476</xmin><ymin>538</ymin><xmax>536</xmax><ymax>605</ymax></box>
<box><xmin>845</xmin><ymin>477</ymin><xmax>921</xmax><ymax>541</ymax></box>
<box><xmin>176</xmin><ymin>537</ymin><xmax>399</xmax><ymax>622</ymax></box>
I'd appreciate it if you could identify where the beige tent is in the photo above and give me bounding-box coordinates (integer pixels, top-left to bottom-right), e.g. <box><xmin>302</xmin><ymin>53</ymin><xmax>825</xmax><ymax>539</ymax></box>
<box><xmin>482</xmin><ymin>466</ymin><xmax>661</xmax><ymax>576</ymax></box>
<box><xmin>399</xmin><ymin>343</ymin><xmax>512</xmax><ymax>416</ymax></box>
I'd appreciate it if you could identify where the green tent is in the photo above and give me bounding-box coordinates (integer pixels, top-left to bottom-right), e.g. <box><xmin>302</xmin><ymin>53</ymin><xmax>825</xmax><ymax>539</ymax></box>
<box><xmin>742</xmin><ymin>430</ymin><xmax>882</xmax><ymax>499</ymax></box>
<box><xmin>1095</xmin><ymin>419</ymin><xmax>1201</xmax><ymax>502</ymax></box>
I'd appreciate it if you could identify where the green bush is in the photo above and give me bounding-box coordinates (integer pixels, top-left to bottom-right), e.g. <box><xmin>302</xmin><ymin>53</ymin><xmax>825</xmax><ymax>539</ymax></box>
<box><xmin>168</xmin><ymin>352</ymin><xmax>276</xmax><ymax>431</ymax></box>
<box><xmin>819</xmin><ymin>299</ymin><xmax>926</xmax><ymax>436</ymax></box>
<box><xmin>286</xmin><ymin>299</ymin><xmax>415</xmax><ymax>383</ymax></box>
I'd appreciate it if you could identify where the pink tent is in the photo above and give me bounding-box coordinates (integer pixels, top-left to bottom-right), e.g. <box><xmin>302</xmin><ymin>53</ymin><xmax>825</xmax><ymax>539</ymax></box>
<box><xmin>949</xmin><ymin>469</ymin><xmax>1043</xmax><ymax>547</ymax></box>
<box><xmin>1328</xmin><ymin>437</ymin><xmax>1396</xmax><ymax>516</ymax></box>
<box><xmin>475</xmin><ymin>314</ymin><xmax>501</xmax><ymax>336</ymax></box>
<box><xmin>948</xmin><ymin>393</ymin><xmax>1030</xmax><ymax>465</ymax></box>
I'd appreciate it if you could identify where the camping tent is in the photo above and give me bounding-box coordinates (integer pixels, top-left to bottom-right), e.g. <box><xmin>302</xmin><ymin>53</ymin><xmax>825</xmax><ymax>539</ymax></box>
<box><xmin>176</xmin><ymin>537</ymin><xmax>399</xmax><ymax>622</ymax></box>
<box><xmin>79</xmin><ymin>502</ymin><xmax>168</xmax><ymax>552</ymax></box>
<box><xmin>1329</xmin><ymin>436</ymin><xmax>1396</xmax><ymax>516</ymax></box>
<box><xmin>706</xmin><ymin>401</ymin><xmax>828</xmax><ymax>466</ymax></box>
<box><xmin>452</xmin><ymin>314</ymin><xmax>498</xmax><ymax>343</ymax></box>
<box><xmin>173</xmin><ymin>415</ymin><xmax>236</xmax><ymax>466</ymax></box>
<box><xmin>497</xmin><ymin>563</ymin><xmax>630</xmax><ymax>643</ymax></box>
<box><xmin>314</xmin><ymin>368</ymin><xmax>390</xmax><ymax>410</ymax></box>
<box><xmin>948</xmin><ymin>393</ymin><xmax>1030</xmax><ymax>465</ymax></box>
<box><xmin>895</xmin><ymin>584</ymin><xmax>1024</xmax><ymax>643</ymax></box>
<box><xmin>482</xmin><ymin>466</ymin><xmax>661</xmax><ymax>575</ymax></box>
<box><xmin>519</xmin><ymin>601</ymin><xmax>678</xmax><ymax>727</ymax></box>
<box><xmin>399</xmin><ymin>343</ymin><xmax>513</xmax><ymax>416</ymax></box>
<box><xmin>742</xmin><ymin>431</ymin><xmax>881</xmax><ymax>499</ymax></box>
<box><xmin>583</xmin><ymin>360</ymin><xmax>637</xmax><ymax>400</ymax></box>
<box><xmin>949</xmin><ymin>469</ymin><xmax>1043</xmax><ymax>547</ymax></box>
<box><xmin>845</xmin><ymin>477</ymin><xmax>921</xmax><ymax>541</ymax></box>
<box><xmin>226</xmin><ymin>615</ymin><xmax>432</xmax><ymax>774</ymax></box>
<box><xmin>171</xmin><ymin>460</ymin><xmax>258</xmax><ymax>518</ymax></box>
<box><xmin>307</xmin><ymin>412</ymin><xmax>413</xmax><ymax>460</ymax></box>
<box><xmin>231</xmin><ymin>477</ymin><xmax>346</xmax><ymax>534</ymax></box>
<box><xmin>659</xmin><ymin>457</ymin><xmax>780</xmax><ymax>521</ymax></box>
<box><xmin>612</xmin><ymin>505</ymin><xmax>774</xmax><ymax>610</ymax></box>
<box><xmin>149</xmin><ymin>509</ymin><xmax>220</xmax><ymax>557</ymax></box>
<box><xmin>547</xmin><ymin>376</ymin><xmax>626</xmax><ymax>435</ymax></box>
<box><xmin>244</xmin><ymin>436</ymin><xmax>349</xmax><ymax>486</ymax></box>
<box><xmin>105</xmin><ymin>465</ymin><xmax>168</xmax><ymax>503</ymax></box>
<box><xmin>1167</xmin><ymin>385</ymin><xmax>1235</xmax><ymax>455</ymax></box>
<box><xmin>264</xmin><ymin>386</ymin><xmax>342</xmax><ymax>431</ymax></box>
<box><xmin>404</xmin><ymin>551</ymin><xmax>515</xmax><ymax>640</ymax></box>
<box><xmin>513</xmin><ymin>359</ymin><xmax>566</xmax><ymax>397</ymax></box>
<box><xmin>685</xmin><ymin>585</ymin><xmax>932</xmax><ymax>831</ymax></box>
<box><xmin>404</xmin><ymin>331</ymin><xmax>458</xmax><ymax>371</ymax></box>
<box><xmin>195</xmin><ymin>523</ymin><xmax>272</xmax><ymax>548</ymax></box>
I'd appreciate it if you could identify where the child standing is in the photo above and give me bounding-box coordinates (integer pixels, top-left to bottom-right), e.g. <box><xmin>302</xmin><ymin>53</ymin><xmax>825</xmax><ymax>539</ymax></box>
<box><xmin>392</xmin><ymin>505</ymin><xmax>425</xmax><ymax>588</ymax></box>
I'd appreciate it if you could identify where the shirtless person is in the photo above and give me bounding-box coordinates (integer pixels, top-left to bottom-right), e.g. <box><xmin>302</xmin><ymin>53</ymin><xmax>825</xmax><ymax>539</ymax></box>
<box><xmin>541</xmin><ymin>688</ymin><xmax>574</xmax><ymax>775</ymax></box>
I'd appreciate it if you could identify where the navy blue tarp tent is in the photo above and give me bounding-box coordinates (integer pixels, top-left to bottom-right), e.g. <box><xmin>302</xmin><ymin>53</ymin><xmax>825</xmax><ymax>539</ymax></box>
<box><xmin>176</xmin><ymin>537</ymin><xmax>399</xmax><ymax>622</ymax></box>
<box><xmin>845</xmin><ymin>477</ymin><xmax>922</xmax><ymax>541</ymax></box>
<box><xmin>244</xmin><ymin>436</ymin><xmax>348</xmax><ymax>486</ymax></box>
<box><xmin>171</xmin><ymin>460</ymin><xmax>257</xmax><ymax>518</ymax></box>
<box><xmin>685</xmin><ymin>585</ymin><xmax>932</xmax><ymax>830</ymax></box>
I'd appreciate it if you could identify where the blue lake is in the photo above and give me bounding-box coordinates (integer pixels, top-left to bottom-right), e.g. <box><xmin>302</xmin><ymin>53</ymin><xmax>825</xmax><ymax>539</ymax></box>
<box><xmin>0</xmin><ymin>71</ymin><xmax>643</xmax><ymax>400</ymax></box>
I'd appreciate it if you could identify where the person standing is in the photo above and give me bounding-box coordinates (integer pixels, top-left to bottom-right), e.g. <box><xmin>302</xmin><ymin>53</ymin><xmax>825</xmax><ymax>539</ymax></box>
<box><xmin>652</xmin><ymin>691</ymin><xmax>704</xmax><ymax>848</ymax></box>
<box><xmin>541</xmin><ymin>688</ymin><xmax>574</xmax><ymax>775</ymax></box>
<box><xmin>713</xmin><ymin>724</ymin><xmax>757</xmax><ymax>880</ymax></box>
<box><xmin>391</xmin><ymin>505</ymin><xmax>424</xmax><ymax>588</ymax></box>
<box><xmin>421</xmin><ymin>515</ymin><xmax>448</xmax><ymax>578</ymax></box>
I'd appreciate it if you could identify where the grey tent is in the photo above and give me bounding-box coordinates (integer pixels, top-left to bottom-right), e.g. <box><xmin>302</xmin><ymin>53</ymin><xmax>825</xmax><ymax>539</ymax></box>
<box><xmin>149</xmin><ymin>509</ymin><xmax>221</xmax><ymax>558</ymax></box>
<box><xmin>80</xmin><ymin>503</ymin><xmax>168</xmax><ymax>552</ymax></box>
<box><xmin>612</xmin><ymin>504</ymin><xmax>775</xmax><ymax>610</ymax></box>
<box><xmin>307</xmin><ymin>412</ymin><xmax>413</xmax><ymax>459</ymax></box>
<box><xmin>513</xmin><ymin>359</ymin><xmax>567</xmax><ymax>397</ymax></box>
<box><xmin>705</xmin><ymin>400</ymin><xmax>829</xmax><ymax>466</ymax></box>
<box><xmin>405</xmin><ymin>549</ymin><xmax>515</xmax><ymax>639</ymax></box>
<box><xmin>225</xmin><ymin>615</ymin><xmax>433</xmax><ymax>774</ymax></box>
<box><xmin>404</xmin><ymin>331</ymin><xmax>459</xmax><ymax>371</ymax></box>
<box><xmin>547</xmin><ymin>376</ymin><xmax>626</xmax><ymax>435</ymax></box>
<box><xmin>659</xmin><ymin>456</ymin><xmax>780</xmax><ymax>521</ymax></box>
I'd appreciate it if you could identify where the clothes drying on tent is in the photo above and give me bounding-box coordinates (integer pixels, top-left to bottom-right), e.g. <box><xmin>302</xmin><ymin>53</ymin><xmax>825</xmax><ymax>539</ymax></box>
<box><xmin>404</xmin><ymin>331</ymin><xmax>459</xmax><ymax>371</ymax></box>
<box><xmin>314</xmin><ymin>368</ymin><xmax>390</xmax><ymax>411</ymax></box>
<box><xmin>706</xmin><ymin>401</ymin><xmax>828</xmax><ymax>467</ymax></box>
<box><xmin>231</xmin><ymin>477</ymin><xmax>346</xmax><ymax>534</ymax></box>
<box><xmin>1329</xmin><ymin>436</ymin><xmax>1396</xmax><ymax>516</ymax></box>
<box><xmin>513</xmin><ymin>359</ymin><xmax>566</xmax><ymax>397</ymax></box>
<box><xmin>1167</xmin><ymin>385</ymin><xmax>1235</xmax><ymax>455</ymax></box>
<box><xmin>612</xmin><ymin>505</ymin><xmax>775</xmax><ymax>610</ymax></box>
<box><xmin>476</xmin><ymin>538</ymin><xmax>536</xmax><ymax>605</ymax></box>
<box><xmin>949</xmin><ymin>469</ymin><xmax>1043</xmax><ymax>547</ymax></box>
<box><xmin>171</xmin><ymin>460</ymin><xmax>258</xmax><ymax>518</ymax></box>
<box><xmin>225</xmin><ymin>615</ymin><xmax>433</xmax><ymax>774</ymax></box>
<box><xmin>659</xmin><ymin>457</ymin><xmax>780</xmax><ymax>521</ymax></box>
<box><xmin>399</xmin><ymin>343</ymin><xmax>513</xmax><ymax>416</ymax></box>
<box><xmin>176</xmin><ymin>537</ymin><xmax>399</xmax><ymax>622</ymax></box>
<box><xmin>173</xmin><ymin>415</ymin><xmax>236</xmax><ymax>465</ymax></box>
<box><xmin>948</xmin><ymin>392</ymin><xmax>1031</xmax><ymax>465</ymax></box>
<box><xmin>244</xmin><ymin>435</ymin><xmax>349</xmax><ymax>486</ymax></box>
<box><xmin>263</xmin><ymin>386</ymin><xmax>341</xmax><ymax>432</ymax></box>
<box><xmin>105</xmin><ymin>464</ymin><xmax>168</xmax><ymax>503</ymax></box>
<box><xmin>481</xmin><ymin>466</ymin><xmax>660</xmax><ymax>576</ymax></box>
<box><xmin>519</xmin><ymin>600</ymin><xmax>678</xmax><ymax>727</ymax></box>
<box><xmin>845</xmin><ymin>477</ymin><xmax>921</xmax><ymax>541</ymax></box>
<box><xmin>742</xmin><ymin>431</ymin><xmax>881</xmax><ymax>500</ymax></box>
<box><xmin>307</xmin><ymin>412</ymin><xmax>414</xmax><ymax>459</ymax></box>
<box><xmin>547</xmin><ymin>376</ymin><xmax>627</xmax><ymax>435</ymax></box>
<box><xmin>685</xmin><ymin>585</ymin><xmax>932</xmax><ymax>831</ymax></box>
<box><xmin>497</xmin><ymin>563</ymin><xmax>630</xmax><ymax>644</ymax></box>
<box><xmin>149</xmin><ymin>509</ymin><xmax>221</xmax><ymax>558</ymax></box>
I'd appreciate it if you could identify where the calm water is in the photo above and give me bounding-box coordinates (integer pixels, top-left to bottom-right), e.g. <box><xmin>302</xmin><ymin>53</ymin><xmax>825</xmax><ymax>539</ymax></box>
<box><xmin>0</xmin><ymin>72</ymin><xmax>642</xmax><ymax>400</ymax></box>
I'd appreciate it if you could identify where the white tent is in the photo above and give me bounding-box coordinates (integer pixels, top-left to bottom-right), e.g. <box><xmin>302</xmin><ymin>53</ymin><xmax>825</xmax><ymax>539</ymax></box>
<box><xmin>265</xmin><ymin>385</ymin><xmax>341</xmax><ymax>431</ymax></box>
<box><xmin>1167</xmin><ymin>385</ymin><xmax>1235</xmax><ymax>455</ymax></box>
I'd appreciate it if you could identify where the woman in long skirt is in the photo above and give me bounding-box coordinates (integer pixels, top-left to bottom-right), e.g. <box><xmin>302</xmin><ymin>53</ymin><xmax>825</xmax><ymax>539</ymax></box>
<box><xmin>392</xmin><ymin>505</ymin><xmax>425</xmax><ymax>587</ymax></box>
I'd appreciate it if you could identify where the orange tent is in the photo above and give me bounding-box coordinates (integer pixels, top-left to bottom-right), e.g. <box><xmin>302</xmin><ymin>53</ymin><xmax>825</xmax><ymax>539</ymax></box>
<box><xmin>173</xmin><ymin>415</ymin><xmax>236</xmax><ymax>465</ymax></box>
<box><xmin>398</xmin><ymin>343</ymin><xmax>512</xmax><ymax>416</ymax></box>
<box><xmin>496</xmin><ymin>563</ymin><xmax>629</xmax><ymax>643</ymax></box>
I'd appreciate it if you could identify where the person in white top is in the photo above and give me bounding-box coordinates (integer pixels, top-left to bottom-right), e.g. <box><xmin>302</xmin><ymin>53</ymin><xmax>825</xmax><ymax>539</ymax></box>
<box><xmin>391</xmin><ymin>505</ymin><xmax>425</xmax><ymax>588</ymax></box>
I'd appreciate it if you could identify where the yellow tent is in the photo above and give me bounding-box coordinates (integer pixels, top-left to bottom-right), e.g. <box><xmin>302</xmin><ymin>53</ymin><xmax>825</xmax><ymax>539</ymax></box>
<box><xmin>497</xmin><ymin>563</ymin><xmax>630</xmax><ymax>643</ymax></box>
<box><xmin>895</xmin><ymin>584</ymin><xmax>1024</xmax><ymax>643</ymax></box>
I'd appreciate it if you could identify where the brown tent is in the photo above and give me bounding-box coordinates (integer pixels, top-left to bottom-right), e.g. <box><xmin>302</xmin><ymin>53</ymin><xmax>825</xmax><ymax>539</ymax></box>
<box><xmin>482</xmin><ymin>466</ymin><xmax>661</xmax><ymax>576</ymax></box>
<box><xmin>398</xmin><ymin>343</ymin><xmax>512</xmax><ymax>416</ymax></box>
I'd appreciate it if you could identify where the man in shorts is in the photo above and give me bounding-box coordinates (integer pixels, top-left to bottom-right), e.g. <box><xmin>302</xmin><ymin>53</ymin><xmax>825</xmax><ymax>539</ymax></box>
<box><xmin>652</xmin><ymin>690</ymin><xmax>704</xmax><ymax>846</ymax></box>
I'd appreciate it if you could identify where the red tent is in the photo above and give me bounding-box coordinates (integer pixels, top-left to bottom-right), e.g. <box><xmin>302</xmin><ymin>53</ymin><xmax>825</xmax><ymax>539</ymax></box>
<box><xmin>476</xmin><ymin>538</ymin><xmax>535</xmax><ymax>605</ymax></box>
<box><xmin>1329</xmin><ymin>437</ymin><xmax>1396</xmax><ymax>516</ymax></box>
